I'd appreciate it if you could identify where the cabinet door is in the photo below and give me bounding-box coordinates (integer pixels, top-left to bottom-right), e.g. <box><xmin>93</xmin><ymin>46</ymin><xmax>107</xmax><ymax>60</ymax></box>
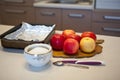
<box><xmin>0</xmin><ymin>3</ymin><xmax>3</xmax><ymax>23</ymax></box>
<box><xmin>92</xmin><ymin>23</ymin><xmax>120</xmax><ymax>37</ymax></box>
<box><xmin>0</xmin><ymin>6</ymin><xmax>1</xmax><ymax>23</ymax></box>
<box><xmin>35</xmin><ymin>8</ymin><xmax>62</xmax><ymax>30</ymax></box>
<box><xmin>0</xmin><ymin>1</ymin><xmax>3</xmax><ymax>4</ymax></box>
<box><xmin>62</xmin><ymin>9</ymin><xmax>92</xmax><ymax>32</ymax></box>
<box><xmin>2</xmin><ymin>6</ymin><xmax>35</xmax><ymax>25</ymax></box>
<box><xmin>3</xmin><ymin>0</ymin><xmax>34</xmax><ymax>6</ymax></box>
<box><xmin>93</xmin><ymin>10</ymin><xmax>120</xmax><ymax>23</ymax></box>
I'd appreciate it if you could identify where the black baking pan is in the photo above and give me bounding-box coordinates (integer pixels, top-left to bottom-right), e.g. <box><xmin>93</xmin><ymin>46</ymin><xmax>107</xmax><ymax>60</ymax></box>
<box><xmin>0</xmin><ymin>23</ymin><xmax>55</xmax><ymax>49</ymax></box>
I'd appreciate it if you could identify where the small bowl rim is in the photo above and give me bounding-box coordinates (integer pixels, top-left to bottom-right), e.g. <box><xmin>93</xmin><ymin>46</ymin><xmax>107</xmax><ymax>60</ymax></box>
<box><xmin>24</xmin><ymin>43</ymin><xmax>52</xmax><ymax>55</ymax></box>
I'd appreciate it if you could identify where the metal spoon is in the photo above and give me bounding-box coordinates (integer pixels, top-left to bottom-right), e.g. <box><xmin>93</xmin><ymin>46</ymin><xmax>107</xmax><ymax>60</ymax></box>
<box><xmin>53</xmin><ymin>61</ymin><xmax>89</xmax><ymax>69</ymax></box>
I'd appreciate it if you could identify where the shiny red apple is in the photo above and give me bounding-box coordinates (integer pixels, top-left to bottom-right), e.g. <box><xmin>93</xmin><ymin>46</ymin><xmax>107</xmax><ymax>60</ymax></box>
<box><xmin>50</xmin><ymin>34</ymin><xmax>66</xmax><ymax>50</ymax></box>
<box><xmin>67</xmin><ymin>34</ymin><xmax>81</xmax><ymax>43</ymax></box>
<box><xmin>81</xmin><ymin>31</ymin><xmax>97</xmax><ymax>40</ymax></box>
<box><xmin>63</xmin><ymin>38</ymin><xmax>79</xmax><ymax>55</ymax></box>
<box><xmin>62</xmin><ymin>29</ymin><xmax>76</xmax><ymax>38</ymax></box>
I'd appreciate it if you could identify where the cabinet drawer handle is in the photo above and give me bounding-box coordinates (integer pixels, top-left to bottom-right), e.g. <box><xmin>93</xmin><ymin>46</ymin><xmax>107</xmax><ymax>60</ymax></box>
<box><xmin>5</xmin><ymin>9</ymin><xmax>25</xmax><ymax>14</ymax></box>
<box><xmin>41</xmin><ymin>12</ymin><xmax>55</xmax><ymax>16</ymax></box>
<box><xmin>104</xmin><ymin>16</ymin><xmax>120</xmax><ymax>20</ymax></box>
<box><xmin>68</xmin><ymin>13</ymin><xmax>84</xmax><ymax>18</ymax></box>
<box><xmin>3</xmin><ymin>0</ymin><xmax>24</xmax><ymax>3</ymax></box>
<box><xmin>103</xmin><ymin>27</ymin><xmax>120</xmax><ymax>32</ymax></box>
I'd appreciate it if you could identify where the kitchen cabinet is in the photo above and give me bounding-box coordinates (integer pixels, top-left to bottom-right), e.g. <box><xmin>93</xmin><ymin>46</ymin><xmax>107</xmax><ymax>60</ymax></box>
<box><xmin>35</xmin><ymin>7</ymin><xmax>62</xmax><ymax>30</ymax></box>
<box><xmin>1</xmin><ymin>0</ymin><xmax>35</xmax><ymax>25</ymax></box>
<box><xmin>0</xmin><ymin>19</ymin><xmax>1</xmax><ymax>24</ymax></box>
<box><xmin>2</xmin><ymin>6</ymin><xmax>35</xmax><ymax>25</ymax></box>
<box><xmin>2</xmin><ymin>0</ymin><xmax>34</xmax><ymax>6</ymax></box>
<box><xmin>92</xmin><ymin>10</ymin><xmax>120</xmax><ymax>36</ymax></box>
<box><xmin>62</xmin><ymin>9</ymin><xmax>92</xmax><ymax>32</ymax></box>
<box><xmin>35</xmin><ymin>7</ymin><xmax>92</xmax><ymax>31</ymax></box>
<box><xmin>0</xmin><ymin>1</ymin><xmax>3</xmax><ymax>23</ymax></box>
<box><xmin>0</xmin><ymin>7</ymin><xmax>1</xmax><ymax>23</ymax></box>
<box><xmin>0</xmin><ymin>1</ymin><xmax>3</xmax><ymax>4</ymax></box>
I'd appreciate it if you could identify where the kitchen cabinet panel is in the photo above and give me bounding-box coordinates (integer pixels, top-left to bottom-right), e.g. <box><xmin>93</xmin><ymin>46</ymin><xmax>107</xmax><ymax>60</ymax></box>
<box><xmin>1</xmin><ymin>0</ymin><xmax>35</xmax><ymax>25</ymax></box>
<box><xmin>92</xmin><ymin>23</ymin><xmax>120</xmax><ymax>37</ymax></box>
<box><xmin>2</xmin><ymin>6</ymin><xmax>35</xmax><ymax>25</ymax></box>
<box><xmin>0</xmin><ymin>2</ymin><xmax>3</xmax><ymax>24</ymax></box>
<box><xmin>0</xmin><ymin>1</ymin><xmax>2</xmax><ymax>24</ymax></box>
<box><xmin>0</xmin><ymin>1</ymin><xmax>3</xmax><ymax>4</ymax></box>
<box><xmin>93</xmin><ymin>10</ymin><xmax>120</xmax><ymax>23</ymax></box>
<box><xmin>35</xmin><ymin>7</ymin><xmax>62</xmax><ymax>30</ymax></box>
<box><xmin>0</xmin><ymin>7</ymin><xmax>1</xmax><ymax>23</ymax></box>
<box><xmin>2</xmin><ymin>0</ymin><xmax>34</xmax><ymax>6</ymax></box>
<box><xmin>35</xmin><ymin>8</ymin><xmax>92</xmax><ymax>31</ymax></box>
<box><xmin>62</xmin><ymin>9</ymin><xmax>92</xmax><ymax>32</ymax></box>
<box><xmin>92</xmin><ymin>9</ymin><xmax>120</xmax><ymax>37</ymax></box>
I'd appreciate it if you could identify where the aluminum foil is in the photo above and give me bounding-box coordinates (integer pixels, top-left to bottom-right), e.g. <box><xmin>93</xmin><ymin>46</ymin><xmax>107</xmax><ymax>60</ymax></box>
<box><xmin>4</xmin><ymin>22</ymin><xmax>55</xmax><ymax>42</ymax></box>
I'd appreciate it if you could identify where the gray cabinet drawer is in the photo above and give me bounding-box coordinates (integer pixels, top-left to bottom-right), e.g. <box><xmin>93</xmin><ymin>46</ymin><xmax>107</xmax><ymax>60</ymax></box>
<box><xmin>3</xmin><ymin>0</ymin><xmax>34</xmax><ymax>6</ymax></box>
<box><xmin>35</xmin><ymin>7</ymin><xmax>62</xmax><ymax>30</ymax></box>
<box><xmin>93</xmin><ymin>10</ymin><xmax>120</xmax><ymax>23</ymax></box>
<box><xmin>92</xmin><ymin>22</ymin><xmax>120</xmax><ymax>37</ymax></box>
<box><xmin>62</xmin><ymin>9</ymin><xmax>92</xmax><ymax>32</ymax></box>
<box><xmin>0</xmin><ymin>5</ymin><xmax>3</xmax><ymax>23</ymax></box>
<box><xmin>2</xmin><ymin>6</ymin><xmax>35</xmax><ymax>25</ymax></box>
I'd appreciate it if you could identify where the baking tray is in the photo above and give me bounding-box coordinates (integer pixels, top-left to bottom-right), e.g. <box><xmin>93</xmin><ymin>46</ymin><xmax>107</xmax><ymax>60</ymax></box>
<box><xmin>0</xmin><ymin>24</ymin><xmax>55</xmax><ymax>49</ymax></box>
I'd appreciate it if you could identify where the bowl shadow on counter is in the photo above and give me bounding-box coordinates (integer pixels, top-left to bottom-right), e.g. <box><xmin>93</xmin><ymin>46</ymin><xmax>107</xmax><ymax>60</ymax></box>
<box><xmin>1</xmin><ymin>47</ymin><xmax>24</xmax><ymax>54</ymax></box>
<box><xmin>24</xmin><ymin>61</ymin><xmax>52</xmax><ymax>72</ymax></box>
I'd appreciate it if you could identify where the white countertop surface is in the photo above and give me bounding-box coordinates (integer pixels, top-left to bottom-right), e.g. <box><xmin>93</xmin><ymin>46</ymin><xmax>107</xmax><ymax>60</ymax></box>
<box><xmin>33</xmin><ymin>0</ymin><xmax>94</xmax><ymax>10</ymax></box>
<box><xmin>0</xmin><ymin>25</ymin><xmax>120</xmax><ymax>80</ymax></box>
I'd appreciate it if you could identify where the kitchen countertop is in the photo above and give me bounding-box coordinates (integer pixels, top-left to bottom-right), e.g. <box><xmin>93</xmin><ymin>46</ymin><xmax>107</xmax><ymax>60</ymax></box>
<box><xmin>0</xmin><ymin>24</ymin><xmax>120</xmax><ymax>80</ymax></box>
<box><xmin>33</xmin><ymin>0</ymin><xmax>95</xmax><ymax>10</ymax></box>
<box><xmin>0</xmin><ymin>25</ymin><xmax>14</xmax><ymax>36</ymax></box>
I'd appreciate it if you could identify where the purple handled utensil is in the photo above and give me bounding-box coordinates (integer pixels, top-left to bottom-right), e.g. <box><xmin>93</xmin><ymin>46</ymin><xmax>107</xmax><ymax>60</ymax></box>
<box><xmin>61</xmin><ymin>60</ymin><xmax>104</xmax><ymax>66</ymax></box>
<box><xmin>76</xmin><ymin>61</ymin><xmax>104</xmax><ymax>65</ymax></box>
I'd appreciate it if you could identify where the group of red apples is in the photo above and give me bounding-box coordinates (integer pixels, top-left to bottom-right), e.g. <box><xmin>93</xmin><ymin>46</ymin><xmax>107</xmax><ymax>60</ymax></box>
<box><xmin>50</xmin><ymin>29</ymin><xmax>97</xmax><ymax>55</ymax></box>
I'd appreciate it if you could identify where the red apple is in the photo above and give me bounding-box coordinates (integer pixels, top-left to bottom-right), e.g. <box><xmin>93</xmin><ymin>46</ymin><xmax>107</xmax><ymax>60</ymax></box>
<box><xmin>67</xmin><ymin>34</ymin><xmax>81</xmax><ymax>43</ymax></box>
<box><xmin>81</xmin><ymin>31</ymin><xmax>97</xmax><ymax>40</ymax></box>
<box><xmin>63</xmin><ymin>38</ymin><xmax>79</xmax><ymax>55</ymax></box>
<box><xmin>62</xmin><ymin>29</ymin><xmax>76</xmax><ymax>38</ymax></box>
<box><xmin>80</xmin><ymin>37</ymin><xmax>96</xmax><ymax>53</ymax></box>
<box><xmin>50</xmin><ymin>34</ymin><xmax>66</xmax><ymax>50</ymax></box>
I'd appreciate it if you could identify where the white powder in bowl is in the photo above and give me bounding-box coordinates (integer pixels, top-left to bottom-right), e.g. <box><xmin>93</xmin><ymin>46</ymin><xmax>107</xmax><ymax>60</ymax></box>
<box><xmin>28</xmin><ymin>47</ymin><xmax>49</xmax><ymax>55</ymax></box>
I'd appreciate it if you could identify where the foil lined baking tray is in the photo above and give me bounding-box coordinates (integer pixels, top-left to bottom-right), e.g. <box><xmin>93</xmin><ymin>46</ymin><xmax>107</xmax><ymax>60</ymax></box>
<box><xmin>0</xmin><ymin>22</ymin><xmax>56</xmax><ymax>49</ymax></box>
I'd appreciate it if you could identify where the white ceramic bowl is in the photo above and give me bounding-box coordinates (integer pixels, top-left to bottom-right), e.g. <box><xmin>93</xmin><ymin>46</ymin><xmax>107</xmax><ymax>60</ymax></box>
<box><xmin>24</xmin><ymin>43</ymin><xmax>52</xmax><ymax>67</ymax></box>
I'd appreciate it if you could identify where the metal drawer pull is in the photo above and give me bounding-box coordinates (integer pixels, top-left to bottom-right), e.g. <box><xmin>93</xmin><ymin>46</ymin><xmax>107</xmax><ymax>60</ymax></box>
<box><xmin>5</xmin><ymin>9</ymin><xmax>25</xmax><ymax>14</ymax></box>
<box><xmin>103</xmin><ymin>27</ymin><xmax>120</xmax><ymax>32</ymax></box>
<box><xmin>104</xmin><ymin>16</ymin><xmax>120</xmax><ymax>20</ymax></box>
<box><xmin>41</xmin><ymin>12</ymin><xmax>55</xmax><ymax>16</ymax></box>
<box><xmin>68</xmin><ymin>13</ymin><xmax>84</xmax><ymax>18</ymax></box>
